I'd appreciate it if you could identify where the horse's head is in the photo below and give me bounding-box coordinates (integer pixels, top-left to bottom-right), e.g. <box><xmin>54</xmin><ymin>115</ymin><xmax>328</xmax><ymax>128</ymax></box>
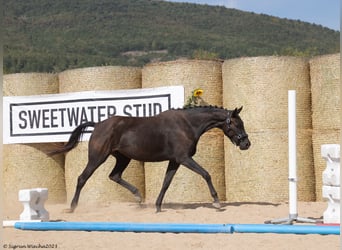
<box><xmin>222</xmin><ymin>106</ymin><xmax>250</xmax><ymax>150</ymax></box>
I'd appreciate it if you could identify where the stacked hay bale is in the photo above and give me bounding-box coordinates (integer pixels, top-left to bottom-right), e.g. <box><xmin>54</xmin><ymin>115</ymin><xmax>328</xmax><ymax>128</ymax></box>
<box><xmin>58</xmin><ymin>66</ymin><xmax>145</xmax><ymax>205</ymax></box>
<box><xmin>222</xmin><ymin>56</ymin><xmax>315</xmax><ymax>203</ymax></box>
<box><xmin>310</xmin><ymin>53</ymin><xmax>340</xmax><ymax>200</ymax></box>
<box><xmin>142</xmin><ymin>59</ymin><xmax>226</xmax><ymax>204</ymax></box>
<box><xmin>3</xmin><ymin>73</ymin><xmax>66</xmax><ymax>215</ymax></box>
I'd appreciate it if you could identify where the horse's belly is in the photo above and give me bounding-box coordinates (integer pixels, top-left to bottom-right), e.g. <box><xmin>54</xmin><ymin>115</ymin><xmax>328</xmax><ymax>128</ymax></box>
<box><xmin>117</xmin><ymin>142</ymin><xmax>172</xmax><ymax>162</ymax></box>
<box><xmin>121</xmin><ymin>149</ymin><xmax>169</xmax><ymax>162</ymax></box>
<box><xmin>117</xmin><ymin>131</ymin><xmax>181</xmax><ymax>162</ymax></box>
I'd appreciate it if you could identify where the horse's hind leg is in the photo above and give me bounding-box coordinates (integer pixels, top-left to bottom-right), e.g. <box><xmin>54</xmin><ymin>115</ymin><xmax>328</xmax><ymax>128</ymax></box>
<box><xmin>181</xmin><ymin>157</ymin><xmax>221</xmax><ymax>209</ymax></box>
<box><xmin>155</xmin><ymin>160</ymin><xmax>180</xmax><ymax>212</ymax></box>
<box><xmin>108</xmin><ymin>152</ymin><xmax>142</xmax><ymax>203</ymax></box>
<box><xmin>66</xmin><ymin>153</ymin><xmax>110</xmax><ymax>213</ymax></box>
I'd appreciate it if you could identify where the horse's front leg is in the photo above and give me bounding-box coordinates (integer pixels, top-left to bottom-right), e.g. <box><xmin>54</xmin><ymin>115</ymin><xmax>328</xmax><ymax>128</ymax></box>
<box><xmin>155</xmin><ymin>160</ymin><xmax>180</xmax><ymax>212</ymax></box>
<box><xmin>182</xmin><ymin>157</ymin><xmax>221</xmax><ymax>209</ymax></box>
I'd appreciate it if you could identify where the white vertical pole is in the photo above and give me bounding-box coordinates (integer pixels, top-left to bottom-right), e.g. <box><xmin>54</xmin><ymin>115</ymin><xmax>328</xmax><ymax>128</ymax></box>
<box><xmin>288</xmin><ymin>90</ymin><xmax>297</xmax><ymax>218</ymax></box>
<box><xmin>266</xmin><ymin>90</ymin><xmax>316</xmax><ymax>224</ymax></box>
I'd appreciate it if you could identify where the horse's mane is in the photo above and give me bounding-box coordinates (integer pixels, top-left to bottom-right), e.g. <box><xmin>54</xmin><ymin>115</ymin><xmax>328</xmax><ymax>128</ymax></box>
<box><xmin>174</xmin><ymin>105</ymin><xmax>228</xmax><ymax>112</ymax></box>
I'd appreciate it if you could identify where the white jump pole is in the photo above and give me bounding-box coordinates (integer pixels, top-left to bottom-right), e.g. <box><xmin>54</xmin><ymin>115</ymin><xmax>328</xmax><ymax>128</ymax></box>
<box><xmin>288</xmin><ymin>90</ymin><xmax>298</xmax><ymax>220</ymax></box>
<box><xmin>266</xmin><ymin>90</ymin><xmax>316</xmax><ymax>224</ymax></box>
<box><xmin>3</xmin><ymin>220</ymin><xmax>41</xmax><ymax>228</ymax></box>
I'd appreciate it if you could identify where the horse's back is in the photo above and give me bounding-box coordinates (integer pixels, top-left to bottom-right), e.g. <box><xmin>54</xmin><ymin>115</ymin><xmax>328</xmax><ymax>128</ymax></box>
<box><xmin>102</xmin><ymin>110</ymin><xmax>185</xmax><ymax>129</ymax></box>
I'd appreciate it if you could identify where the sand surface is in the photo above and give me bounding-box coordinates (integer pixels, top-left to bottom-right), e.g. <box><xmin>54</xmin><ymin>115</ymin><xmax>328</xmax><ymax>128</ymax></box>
<box><xmin>2</xmin><ymin>201</ymin><xmax>340</xmax><ymax>250</ymax></box>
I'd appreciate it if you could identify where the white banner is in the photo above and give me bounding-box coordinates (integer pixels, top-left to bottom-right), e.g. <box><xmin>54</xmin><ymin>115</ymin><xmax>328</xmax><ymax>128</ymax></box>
<box><xmin>3</xmin><ymin>86</ymin><xmax>184</xmax><ymax>144</ymax></box>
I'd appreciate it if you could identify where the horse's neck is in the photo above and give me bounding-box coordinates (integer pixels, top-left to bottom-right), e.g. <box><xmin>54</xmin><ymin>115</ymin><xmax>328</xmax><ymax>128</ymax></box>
<box><xmin>186</xmin><ymin>108</ymin><xmax>227</xmax><ymax>135</ymax></box>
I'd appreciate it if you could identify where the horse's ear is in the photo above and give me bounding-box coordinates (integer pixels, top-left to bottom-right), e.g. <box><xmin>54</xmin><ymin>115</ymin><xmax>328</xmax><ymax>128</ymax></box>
<box><xmin>233</xmin><ymin>106</ymin><xmax>243</xmax><ymax>116</ymax></box>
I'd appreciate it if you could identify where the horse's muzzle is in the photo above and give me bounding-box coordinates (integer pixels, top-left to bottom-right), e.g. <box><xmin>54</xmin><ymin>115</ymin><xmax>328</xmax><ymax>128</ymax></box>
<box><xmin>239</xmin><ymin>137</ymin><xmax>251</xmax><ymax>150</ymax></box>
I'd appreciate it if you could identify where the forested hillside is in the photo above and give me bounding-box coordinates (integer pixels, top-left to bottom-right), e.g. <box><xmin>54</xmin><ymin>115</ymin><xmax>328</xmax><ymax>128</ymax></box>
<box><xmin>4</xmin><ymin>0</ymin><xmax>339</xmax><ymax>73</ymax></box>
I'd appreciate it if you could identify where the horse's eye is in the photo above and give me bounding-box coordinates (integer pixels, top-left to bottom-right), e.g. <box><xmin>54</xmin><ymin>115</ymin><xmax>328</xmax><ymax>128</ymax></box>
<box><xmin>226</xmin><ymin>118</ymin><xmax>231</xmax><ymax>124</ymax></box>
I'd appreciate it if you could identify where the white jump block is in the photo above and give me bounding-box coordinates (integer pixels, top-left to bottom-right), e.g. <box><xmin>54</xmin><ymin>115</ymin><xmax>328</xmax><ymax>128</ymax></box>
<box><xmin>322</xmin><ymin>162</ymin><xmax>340</xmax><ymax>187</ymax></box>
<box><xmin>321</xmin><ymin>144</ymin><xmax>340</xmax><ymax>186</ymax></box>
<box><xmin>322</xmin><ymin>186</ymin><xmax>340</xmax><ymax>224</ymax></box>
<box><xmin>19</xmin><ymin>188</ymin><xmax>49</xmax><ymax>221</ymax></box>
<box><xmin>321</xmin><ymin>144</ymin><xmax>340</xmax><ymax>224</ymax></box>
<box><xmin>321</xmin><ymin>144</ymin><xmax>340</xmax><ymax>159</ymax></box>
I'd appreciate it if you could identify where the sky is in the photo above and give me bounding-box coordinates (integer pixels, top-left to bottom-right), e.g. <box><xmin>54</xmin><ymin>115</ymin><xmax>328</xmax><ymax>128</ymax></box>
<box><xmin>168</xmin><ymin>0</ymin><xmax>340</xmax><ymax>31</ymax></box>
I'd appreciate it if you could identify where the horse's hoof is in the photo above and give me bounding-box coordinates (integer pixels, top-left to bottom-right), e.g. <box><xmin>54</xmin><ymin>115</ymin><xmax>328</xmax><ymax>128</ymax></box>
<box><xmin>134</xmin><ymin>194</ymin><xmax>142</xmax><ymax>203</ymax></box>
<box><xmin>63</xmin><ymin>208</ymin><xmax>74</xmax><ymax>213</ymax></box>
<box><xmin>212</xmin><ymin>202</ymin><xmax>221</xmax><ymax>209</ymax></box>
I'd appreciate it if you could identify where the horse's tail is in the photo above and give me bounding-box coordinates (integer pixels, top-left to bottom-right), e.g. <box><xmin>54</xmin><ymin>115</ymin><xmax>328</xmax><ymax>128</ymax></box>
<box><xmin>48</xmin><ymin>121</ymin><xmax>96</xmax><ymax>156</ymax></box>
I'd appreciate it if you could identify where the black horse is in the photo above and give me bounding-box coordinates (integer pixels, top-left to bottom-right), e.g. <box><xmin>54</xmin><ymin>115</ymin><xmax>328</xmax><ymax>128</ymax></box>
<box><xmin>49</xmin><ymin>106</ymin><xmax>250</xmax><ymax>212</ymax></box>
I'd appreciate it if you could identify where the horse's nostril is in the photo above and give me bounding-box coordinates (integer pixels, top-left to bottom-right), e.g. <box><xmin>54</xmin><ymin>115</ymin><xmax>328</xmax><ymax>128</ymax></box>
<box><xmin>242</xmin><ymin>140</ymin><xmax>251</xmax><ymax>149</ymax></box>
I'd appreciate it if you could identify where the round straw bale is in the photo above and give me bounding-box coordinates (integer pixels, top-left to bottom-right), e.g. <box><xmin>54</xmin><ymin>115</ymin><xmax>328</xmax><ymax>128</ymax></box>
<box><xmin>142</xmin><ymin>59</ymin><xmax>226</xmax><ymax>204</ymax></box>
<box><xmin>3</xmin><ymin>73</ymin><xmax>66</xmax><ymax>211</ymax></box>
<box><xmin>225</xmin><ymin>129</ymin><xmax>315</xmax><ymax>202</ymax></box>
<box><xmin>310</xmin><ymin>53</ymin><xmax>340</xmax><ymax>200</ymax></box>
<box><xmin>3</xmin><ymin>144</ymin><xmax>66</xmax><ymax>202</ymax></box>
<box><xmin>144</xmin><ymin>129</ymin><xmax>225</xmax><ymax>204</ymax></box>
<box><xmin>142</xmin><ymin>59</ymin><xmax>223</xmax><ymax>106</ymax></box>
<box><xmin>58</xmin><ymin>66</ymin><xmax>142</xmax><ymax>92</ymax></box>
<box><xmin>222</xmin><ymin>56</ymin><xmax>311</xmax><ymax>131</ymax></box>
<box><xmin>310</xmin><ymin>53</ymin><xmax>340</xmax><ymax>130</ymax></box>
<box><xmin>58</xmin><ymin>66</ymin><xmax>145</xmax><ymax>204</ymax></box>
<box><xmin>3</xmin><ymin>73</ymin><xmax>59</xmax><ymax>96</ymax></box>
<box><xmin>222</xmin><ymin>56</ymin><xmax>315</xmax><ymax>202</ymax></box>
